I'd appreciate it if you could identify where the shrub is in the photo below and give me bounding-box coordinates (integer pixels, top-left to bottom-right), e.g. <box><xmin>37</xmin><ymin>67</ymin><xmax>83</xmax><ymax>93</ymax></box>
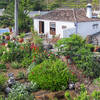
<box><xmin>0</xmin><ymin>74</ymin><xmax>7</xmax><ymax>91</ymax></box>
<box><xmin>28</xmin><ymin>59</ymin><xmax>77</xmax><ymax>91</ymax></box>
<box><xmin>73</xmin><ymin>48</ymin><xmax>100</xmax><ymax>78</ymax></box>
<box><xmin>11</xmin><ymin>61</ymin><xmax>21</xmax><ymax>69</ymax></box>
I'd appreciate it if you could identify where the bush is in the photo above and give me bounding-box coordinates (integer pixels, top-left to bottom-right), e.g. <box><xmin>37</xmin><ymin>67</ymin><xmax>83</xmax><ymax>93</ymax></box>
<box><xmin>28</xmin><ymin>59</ymin><xmax>77</xmax><ymax>91</ymax></box>
<box><xmin>11</xmin><ymin>61</ymin><xmax>21</xmax><ymax>69</ymax></box>
<box><xmin>0</xmin><ymin>74</ymin><xmax>7</xmax><ymax>91</ymax></box>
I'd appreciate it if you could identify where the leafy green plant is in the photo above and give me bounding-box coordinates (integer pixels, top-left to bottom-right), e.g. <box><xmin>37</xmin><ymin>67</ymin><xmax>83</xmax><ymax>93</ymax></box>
<box><xmin>26</xmin><ymin>82</ymin><xmax>39</xmax><ymax>92</ymax></box>
<box><xmin>11</xmin><ymin>61</ymin><xmax>21</xmax><ymax>69</ymax></box>
<box><xmin>74</xmin><ymin>84</ymin><xmax>90</xmax><ymax>100</ymax></box>
<box><xmin>93</xmin><ymin>77</ymin><xmax>100</xmax><ymax>87</ymax></box>
<box><xmin>65</xmin><ymin>91</ymin><xmax>72</xmax><ymax>100</ymax></box>
<box><xmin>0</xmin><ymin>63</ymin><xmax>6</xmax><ymax>72</ymax></box>
<box><xmin>91</xmin><ymin>90</ymin><xmax>100</xmax><ymax>100</ymax></box>
<box><xmin>28</xmin><ymin>59</ymin><xmax>77</xmax><ymax>91</ymax></box>
<box><xmin>16</xmin><ymin>72</ymin><xmax>26</xmax><ymax>79</ymax></box>
<box><xmin>0</xmin><ymin>63</ymin><xmax>6</xmax><ymax>70</ymax></box>
<box><xmin>19</xmin><ymin>33</ymin><xmax>25</xmax><ymax>38</ymax></box>
<box><xmin>8</xmin><ymin>82</ymin><xmax>34</xmax><ymax>100</ymax></box>
<box><xmin>0</xmin><ymin>74</ymin><xmax>7</xmax><ymax>91</ymax></box>
<box><xmin>20</xmin><ymin>57</ymin><xmax>32</xmax><ymax>68</ymax></box>
<box><xmin>4</xmin><ymin>32</ymin><xmax>10</xmax><ymax>36</ymax></box>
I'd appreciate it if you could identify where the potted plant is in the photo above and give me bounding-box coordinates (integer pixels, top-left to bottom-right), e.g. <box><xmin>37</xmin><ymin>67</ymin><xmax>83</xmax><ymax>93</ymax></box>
<box><xmin>4</xmin><ymin>32</ymin><xmax>10</xmax><ymax>40</ymax></box>
<box><xmin>18</xmin><ymin>33</ymin><xmax>25</xmax><ymax>43</ymax></box>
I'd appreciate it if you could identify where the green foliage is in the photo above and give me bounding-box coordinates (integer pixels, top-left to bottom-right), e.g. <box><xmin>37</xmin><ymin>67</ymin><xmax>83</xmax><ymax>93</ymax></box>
<box><xmin>26</xmin><ymin>82</ymin><xmax>39</xmax><ymax>92</ymax></box>
<box><xmin>17</xmin><ymin>72</ymin><xmax>26</xmax><ymax>79</ymax></box>
<box><xmin>0</xmin><ymin>16</ymin><xmax>14</xmax><ymax>28</ymax></box>
<box><xmin>0</xmin><ymin>74</ymin><xmax>7</xmax><ymax>91</ymax></box>
<box><xmin>4</xmin><ymin>32</ymin><xmax>10</xmax><ymax>36</ymax></box>
<box><xmin>56</xmin><ymin>34</ymin><xmax>85</xmax><ymax>56</ymax></box>
<box><xmin>65</xmin><ymin>91</ymin><xmax>72</xmax><ymax>100</ymax></box>
<box><xmin>8</xmin><ymin>82</ymin><xmax>34</xmax><ymax>100</ymax></box>
<box><xmin>3</xmin><ymin>0</ymin><xmax>33</xmax><ymax>32</ymax></box>
<box><xmin>11</xmin><ymin>61</ymin><xmax>21</xmax><ymax>69</ymax></box>
<box><xmin>19</xmin><ymin>33</ymin><xmax>25</xmax><ymax>38</ymax></box>
<box><xmin>93</xmin><ymin>77</ymin><xmax>100</xmax><ymax>87</ymax></box>
<box><xmin>56</xmin><ymin>34</ymin><xmax>100</xmax><ymax>78</ymax></box>
<box><xmin>28</xmin><ymin>59</ymin><xmax>77</xmax><ymax>91</ymax></box>
<box><xmin>0</xmin><ymin>63</ymin><xmax>6</xmax><ymax>70</ymax></box>
<box><xmin>91</xmin><ymin>90</ymin><xmax>100</xmax><ymax>100</ymax></box>
<box><xmin>20</xmin><ymin>57</ymin><xmax>32</xmax><ymax>68</ymax></box>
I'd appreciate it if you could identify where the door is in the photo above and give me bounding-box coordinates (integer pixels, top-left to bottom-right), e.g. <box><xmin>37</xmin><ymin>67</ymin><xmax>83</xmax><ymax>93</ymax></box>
<box><xmin>39</xmin><ymin>21</ymin><xmax>44</xmax><ymax>33</ymax></box>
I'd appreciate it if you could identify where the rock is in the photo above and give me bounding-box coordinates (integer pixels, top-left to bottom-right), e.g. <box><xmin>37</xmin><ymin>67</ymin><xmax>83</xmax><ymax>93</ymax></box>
<box><xmin>75</xmin><ymin>82</ymin><xmax>81</xmax><ymax>92</ymax></box>
<box><xmin>54</xmin><ymin>91</ymin><xmax>65</xmax><ymax>99</ymax></box>
<box><xmin>8</xmin><ymin>73</ymin><xmax>14</xmax><ymax>78</ymax></box>
<box><xmin>69</xmin><ymin>83</ymin><xmax>75</xmax><ymax>90</ymax></box>
<box><xmin>8</xmin><ymin>77</ymin><xmax>15</xmax><ymax>87</ymax></box>
<box><xmin>5</xmin><ymin>87</ymin><xmax>11</xmax><ymax>94</ymax></box>
<box><xmin>43</xmin><ymin>44</ymin><xmax>53</xmax><ymax>50</ymax></box>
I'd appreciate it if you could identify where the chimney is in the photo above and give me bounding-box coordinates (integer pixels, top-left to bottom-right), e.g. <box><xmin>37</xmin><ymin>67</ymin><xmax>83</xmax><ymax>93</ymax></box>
<box><xmin>86</xmin><ymin>3</ymin><xmax>92</xmax><ymax>18</ymax></box>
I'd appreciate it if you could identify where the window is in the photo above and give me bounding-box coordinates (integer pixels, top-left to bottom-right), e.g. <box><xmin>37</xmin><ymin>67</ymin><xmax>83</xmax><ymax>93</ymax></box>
<box><xmin>62</xmin><ymin>25</ymin><xmax>67</xmax><ymax>29</ymax></box>
<box><xmin>93</xmin><ymin>24</ymin><xmax>99</xmax><ymax>29</ymax></box>
<box><xmin>50</xmin><ymin>22</ymin><xmax>56</xmax><ymax>35</ymax></box>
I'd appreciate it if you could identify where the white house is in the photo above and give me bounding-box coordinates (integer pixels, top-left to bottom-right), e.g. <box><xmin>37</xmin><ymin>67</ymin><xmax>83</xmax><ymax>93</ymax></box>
<box><xmin>34</xmin><ymin>4</ymin><xmax>100</xmax><ymax>38</ymax></box>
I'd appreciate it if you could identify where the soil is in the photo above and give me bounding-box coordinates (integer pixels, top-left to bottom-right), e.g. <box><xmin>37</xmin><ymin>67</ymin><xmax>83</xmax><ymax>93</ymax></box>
<box><xmin>4</xmin><ymin>63</ymin><xmax>26</xmax><ymax>78</ymax></box>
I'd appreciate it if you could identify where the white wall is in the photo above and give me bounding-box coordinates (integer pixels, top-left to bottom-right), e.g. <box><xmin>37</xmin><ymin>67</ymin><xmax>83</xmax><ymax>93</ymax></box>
<box><xmin>34</xmin><ymin>19</ymin><xmax>100</xmax><ymax>38</ymax></box>
<box><xmin>34</xmin><ymin>19</ymin><xmax>75</xmax><ymax>38</ymax></box>
<box><xmin>78</xmin><ymin>21</ymin><xmax>100</xmax><ymax>37</ymax></box>
<box><xmin>63</xmin><ymin>21</ymin><xmax>100</xmax><ymax>38</ymax></box>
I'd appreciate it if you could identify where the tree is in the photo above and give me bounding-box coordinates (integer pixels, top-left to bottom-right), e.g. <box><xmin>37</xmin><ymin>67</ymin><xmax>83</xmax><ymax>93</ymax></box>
<box><xmin>3</xmin><ymin>0</ymin><xmax>33</xmax><ymax>33</ymax></box>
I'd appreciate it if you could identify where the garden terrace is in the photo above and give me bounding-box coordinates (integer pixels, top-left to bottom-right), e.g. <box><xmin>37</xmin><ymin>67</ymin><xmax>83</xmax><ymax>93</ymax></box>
<box><xmin>0</xmin><ymin>33</ymin><xmax>100</xmax><ymax>100</ymax></box>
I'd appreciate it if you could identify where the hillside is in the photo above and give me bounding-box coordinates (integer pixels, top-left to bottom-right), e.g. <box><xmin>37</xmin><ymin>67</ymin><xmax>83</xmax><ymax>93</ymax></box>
<box><xmin>45</xmin><ymin>0</ymin><xmax>99</xmax><ymax>9</ymax></box>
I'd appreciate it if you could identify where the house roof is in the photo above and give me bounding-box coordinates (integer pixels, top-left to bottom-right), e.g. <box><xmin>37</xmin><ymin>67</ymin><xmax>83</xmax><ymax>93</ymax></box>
<box><xmin>34</xmin><ymin>9</ymin><xmax>100</xmax><ymax>22</ymax></box>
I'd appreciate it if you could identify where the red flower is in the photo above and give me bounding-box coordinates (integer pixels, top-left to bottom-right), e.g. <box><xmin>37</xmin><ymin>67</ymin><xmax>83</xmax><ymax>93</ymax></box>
<box><xmin>32</xmin><ymin>72</ymin><xmax>34</xmax><ymax>75</ymax></box>
<box><xmin>1</xmin><ymin>43</ymin><xmax>5</xmax><ymax>46</ymax></box>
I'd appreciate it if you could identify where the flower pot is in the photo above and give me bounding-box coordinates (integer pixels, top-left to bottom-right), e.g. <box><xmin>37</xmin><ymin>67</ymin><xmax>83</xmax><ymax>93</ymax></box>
<box><xmin>18</xmin><ymin>38</ymin><xmax>24</xmax><ymax>43</ymax></box>
<box><xmin>5</xmin><ymin>36</ymin><xmax>10</xmax><ymax>40</ymax></box>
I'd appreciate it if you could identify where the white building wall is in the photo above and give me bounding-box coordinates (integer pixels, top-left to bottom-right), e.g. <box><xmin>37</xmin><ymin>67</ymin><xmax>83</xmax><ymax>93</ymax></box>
<box><xmin>34</xmin><ymin>19</ymin><xmax>100</xmax><ymax>38</ymax></box>
<box><xmin>78</xmin><ymin>21</ymin><xmax>100</xmax><ymax>37</ymax></box>
<box><xmin>34</xmin><ymin>19</ymin><xmax>75</xmax><ymax>38</ymax></box>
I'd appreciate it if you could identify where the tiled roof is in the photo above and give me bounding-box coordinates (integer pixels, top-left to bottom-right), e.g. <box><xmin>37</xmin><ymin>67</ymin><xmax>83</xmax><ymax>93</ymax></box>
<box><xmin>35</xmin><ymin>9</ymin><xmax>100</xmax><ymax>22</ymax></box>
